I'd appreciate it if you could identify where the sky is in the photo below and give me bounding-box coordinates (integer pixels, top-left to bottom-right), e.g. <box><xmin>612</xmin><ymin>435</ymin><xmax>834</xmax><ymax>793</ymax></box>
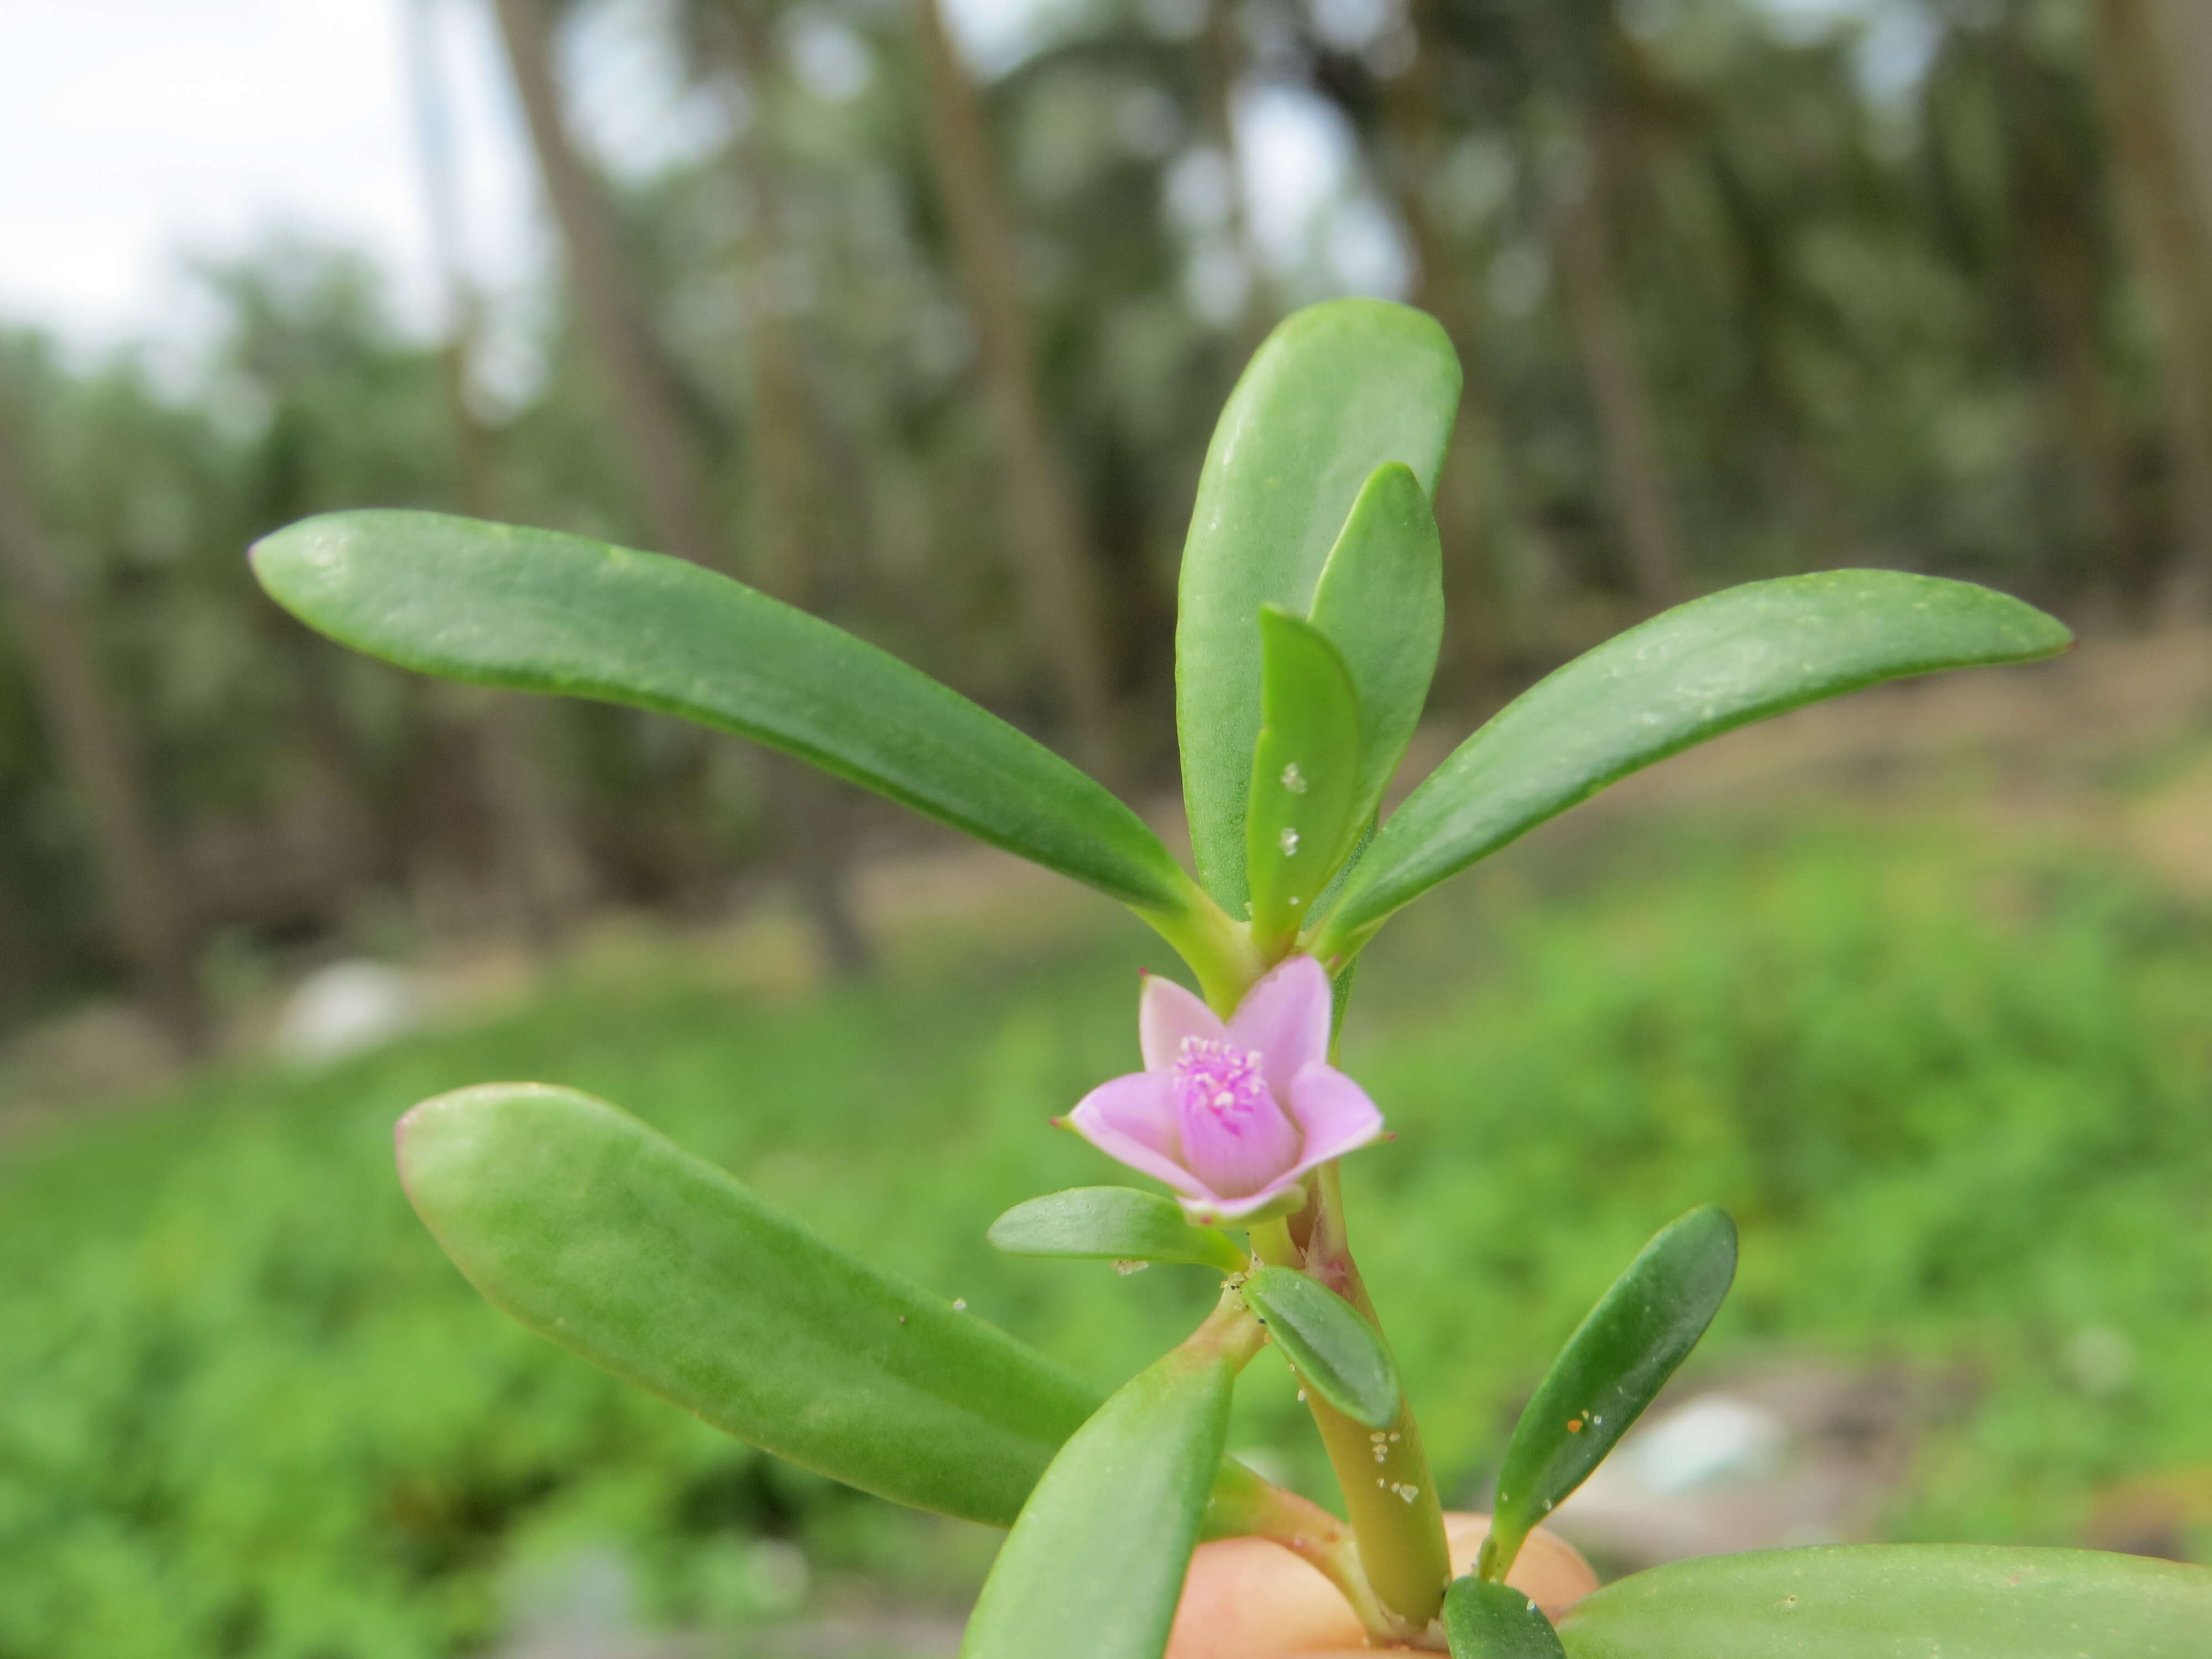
<box><xmin>0</xmin><ymin>0</ymin><xmax>1902</xmax><ymax>371</ymax></box>
<box><xmin>4</xmin><ymin>1</ymin><xmax>507</xmax><ymax>354</ymax></box>
<box><xmin>0</xmin><ymin>0</ymin><xmax>742</xmax><ymax>367</ymax></box>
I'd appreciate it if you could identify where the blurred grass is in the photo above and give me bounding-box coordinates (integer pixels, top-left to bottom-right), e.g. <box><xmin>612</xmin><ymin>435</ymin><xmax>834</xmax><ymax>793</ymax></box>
<box><xmin>4</xmin><ymin>790</ymin><xmax>2212</xmax><ymax>1658</ymax></box>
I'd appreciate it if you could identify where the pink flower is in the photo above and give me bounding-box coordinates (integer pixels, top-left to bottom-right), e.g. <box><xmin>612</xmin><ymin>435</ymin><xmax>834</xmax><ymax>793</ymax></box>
<box><xmin>1061</xmin><ymin>955</ymin><xmax>1386</xmax><ymax>1224</ymax></box>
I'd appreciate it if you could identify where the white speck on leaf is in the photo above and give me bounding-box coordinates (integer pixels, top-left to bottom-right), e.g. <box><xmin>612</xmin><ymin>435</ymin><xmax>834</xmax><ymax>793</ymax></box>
<box><xmin>1281</xmin><ymin>763</ymin><xmax>1308</xmax><ymax>794</ymax></box>
<box><xmin>1278</xmin><ymin>827</ymin><xmax>1300</xmax><ymax>855</ymax></box>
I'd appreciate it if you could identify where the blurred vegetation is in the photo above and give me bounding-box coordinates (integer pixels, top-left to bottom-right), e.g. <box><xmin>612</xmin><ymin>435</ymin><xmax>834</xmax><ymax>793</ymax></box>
<box><xmin>7</xmin><ymin>0</ymin><xmax>2212</xmax><ymax>1041</ymax></box>
<box><xmin>4</xmin><ymin>799</ymin><xmax>2211</xmax><ymax>1655</ymax></box>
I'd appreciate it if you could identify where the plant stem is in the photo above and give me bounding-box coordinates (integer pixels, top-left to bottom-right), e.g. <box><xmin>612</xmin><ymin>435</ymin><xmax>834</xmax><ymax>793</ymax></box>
<box><xmin>1143</xmin><ymin>884</ymin><xmax>1267</xmax><ymax>1015</ymax></box>
<box><xmin>1253</xmin><ymin>1175</ymin><xmax>1453</xmax><ymax>1635</ymax></box>
<box><xmin>1187</xmin><ymin>1280</ymin><xmax>1271</xmax><ymax>1369</ymax></box>
<box><xmin>1202</xmin><ymin>1462</ymin><xmax>1401</xmax><ymax>1640</ymax></box>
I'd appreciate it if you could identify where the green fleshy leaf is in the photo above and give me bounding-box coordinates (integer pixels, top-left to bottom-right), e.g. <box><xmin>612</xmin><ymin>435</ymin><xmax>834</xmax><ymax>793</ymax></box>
<box><xmin>1483</xmin><ymin>1208</ymin><xmax>1736</xmax><ymax>1581</ymax></box>
<box><xmin>987</xmin><ymin>1187</ymin><xmax>1248</xmax><ymax>1274</ymax></box>
<box><xmin>1241</xmin><ymin>1265</ymin><xmax>1399</xmax><ymax>1431</ymax></box>
<box><xmin>1245</xmin><ymin>608</ymin><xmax>1365</xmax><ymax>952</ymax></box>
<box><xmin>397</xmin><ymin>1083</ymin><xmax>1282</xmax><ymax>1538</ymax></box>
<box><xmin>397</xmin><ymin>1083</ymin><xmax>1097</xmax><ymax>1526</ymax></box>
<box><xmin>1317</xmin><ymin>572</ymin><xmax>2072</xmax><ymax>957</ymax></box>
<box><xmin>1177</xmin><ymin>300</ymin><xmax>1460</xmax><ymax>912</ymax></box>
<box><xmin>1305</xmin><ymin>461</ymin><xmax>1444</xmax><ymax>836</ymax></box>
<box><xmin>251</xmin><ymin>510</ymin><xmax>1198</xmax><ymax>919</ymax></box>
<box><xmin>1446</xmin><ymin>1577</ymin><xmax>1569</xmax><ymax>1659</ymax></box>
<box><xmin>960</xmin><ymin>1334</ymin><xmax>1239</xmax><ymax>1659</ymax></box>
<box><xmin>1554</xmin><ymin>1545</ymin><xmax>2212</xmax><ymax>1658</ymax></box>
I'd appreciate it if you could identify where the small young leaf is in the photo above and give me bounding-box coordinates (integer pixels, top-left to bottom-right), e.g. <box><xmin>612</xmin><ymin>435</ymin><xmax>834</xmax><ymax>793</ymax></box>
<box><xmin>1316</xmin><ymin>572</ymin><xmax>2072</xmax><ymax>958</ymax></box>
<box><xmin>1246</xmin><ymin>608</ymin><xmax>1364</xmax><ymax>952</ymax></box>
<box><xmin>960</xmin><ymin>1335</ymin><xmax>1239</xmax><ymax>1659</ymax></box>
<box><xmin>252</xmin><ymin>511</ymin><xmax>1200</xmax><ymax>920</ymax></box>
<box><xmin>1445</xmin><ymin>1577</ymin><xmax>1568</xmax><ymax>1659</ymax></box>
<box><xmin>1241</xmin><ymin>1265</ymin><xmax>1400</xmax><ymax>1430</ymax></box>
<box><xmin>1483</xmin><ymin>1208</ymin><xmax>1736</xmax><ymax>1580</ymax></box>
<box><xmin>1177</xmin><ymin>300</ymin><xmax>1460</xmax><ymax>911</ymax></box>
<box><xmin>1305</xmin><ymin>462</ymin><xmax>1444</xmax><ymax>836</ymax></box>
<box><xmin>988</xmin><ymin>1187</ymin><xmax>1248</xmax><ymax>1273</ymax></box>
<box><xmin>1552</xmin><ymin>1545</ymin><xmax>2212</xmax><ymax>1658</ymax></box>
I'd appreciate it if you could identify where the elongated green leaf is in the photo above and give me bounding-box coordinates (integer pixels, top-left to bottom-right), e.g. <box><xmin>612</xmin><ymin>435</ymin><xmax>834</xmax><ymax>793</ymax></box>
<box><xmin>398</xmin><ymin>1083</ymin><xmax>1099</xmax><ymax>1526</ymax></box>
<box><xmin>1241</xmin><ymin>1265</ymin><xmax>1399</xmax><ymax>1430</ymax></box>
<box><xmin>1554</xmin><ymin>1545</ymin><xmax>2212</xmax><ymax>1659</ymax></box>
<box><xmin>398</xmin><ymin>1084</ymin><xmax>1292</xmax><ymax>1537</ymax></box>
<box><xmin>961</xmin><ymin>1333</ymin><xmax>1239</xmax><ymax>1659</ymax></box>
<box><xmin>1447</xmin><ymin>1577</ymin><xmax>1569</xmax><ymax>1659</ymax></box>
<box><xmin>1484</xmin><ymin>1208</ymin><xmax>1736</xmax><ymax>1580</ymax></box>
<box><xmin>1246</xmin><ymin>608</ymin><xmax>1365</xmax><ymax>951</ymax></box>
<box><xmin>987</xmin><ymin>1187</ymin><xmax>1248</xmax><ymax>1273</ymax></box>
<box><xmin>1306</xmin><ymin>462</ymin><xmax>1445</xmax><ymax>834</ymax></box>
<box><xmin>1177</xmin><ymin>300</ymin><xmax>1460</xmax><ymax>911</ymax></box>
<box><xmin>1317</xmin><ymin>573</ymin><xmax>2072</xmax><ymax>957</ymax></box>
<box><xmin>252</xmin><ymin>510</ymin><xmax>1197</xmax><ymax>917</ymax></box>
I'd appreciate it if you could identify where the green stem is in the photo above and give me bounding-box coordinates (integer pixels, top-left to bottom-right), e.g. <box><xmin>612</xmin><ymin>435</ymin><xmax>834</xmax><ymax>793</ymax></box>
<box><xmin>1248</xmin><ymin>913</ymin><xmax>1299</xmax><ymax>968</ymax></box>
<box><xmin>1140</xmin><ymin>884</ymin><xmax>1267</xmax><ymax>1015</ymax></box>
<box><xmin>1186</xmin><ymin>1280</ymin><xmax>1270</xmax><ymax>1370</ymax></box>
<box><xmin>1202</xmin><ymin>1463</ymin><xmax>1401</xmax><ymax>1641</ymax></box>
<box><xmin>1253</xmin><ymin>1174</ymin><xmax>1453</xmax><ymax>1634</ymax></box>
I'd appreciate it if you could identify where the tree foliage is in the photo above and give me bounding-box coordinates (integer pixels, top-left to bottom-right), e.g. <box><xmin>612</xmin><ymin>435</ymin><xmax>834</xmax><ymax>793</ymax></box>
<box><xmin>0</xmin><ymin>0</ymin><xmax>2192</xmax><ymax>1023</ymax></box>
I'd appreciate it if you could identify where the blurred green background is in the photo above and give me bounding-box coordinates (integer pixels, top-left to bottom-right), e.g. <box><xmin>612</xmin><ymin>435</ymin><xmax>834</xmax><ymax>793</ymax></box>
<box><xmin>4</xmin><ymin>1</ymin><xmax>2212</xmax><ymax>1655</ymax></box>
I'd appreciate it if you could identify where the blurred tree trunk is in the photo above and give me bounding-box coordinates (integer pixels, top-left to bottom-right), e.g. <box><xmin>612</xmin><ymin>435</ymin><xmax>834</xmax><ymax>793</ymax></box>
<box><xmin>1546</xmin><ymin>121</ymin><xmax>1684</xmax><ymax>610</ymax></box>
<box><xmin>410</xmin><ymin>0</ymin><xmax>591</xmax><ymax>950</ymax></box>
<box><xmin>1995</xmin><ymin>28</ymin><xmax>2153</xmax><ymax>609</ymax></box>
<box><xmin>1378</xmin><ymin>4</ymin><xmax>1518</xmax><ymax>680</ymax></box>
<box><xmin>2140</xmin><ymin>0</ymin><xmax>2212</xmax><ymax>615</ymax></box>
<box><xmin>492</xmin><ymin>0</ymin><xmax>729</xmax><ymax>573</ymax></box>
<box><xmin>2092</xmin><ymin>0</ymin><xmax>2212</xmax><ymax>618</ymax></box>
<box><xmin>0</xmin><ymin>421</ymin><xmax>208</xmax><ymax>1054</ymax></box>
<box><xmin>910</xmin><ymin>0</ymin><xmax>1124</xmax><ymax>782</ymax></box>
<box><xmin>494</xmin><ymin>0</ymin><xmax>869</xmax><ymax>970</ymax></box>
<box><xmin>1515</xmin><ymin>1</ymin><xmax>1685</xmax><ymax>611</ymax></box>
<box><xmin>259</xmin><ymin>606</ymin><xmax>393</xmax><ymax>896</ymax></box>
<box><xmin>714</xmin><ymin>0</ymin><xmax>872</xmax><ymax>979</ymax></box>
<box><xmin>1196</xmin><ymin>0</ymin><xmax>1277</xmax><ymax>355</ymax></box>
<box><xmin>0</xmin><ymin>865</ymin><xmax>37</xmax><ymax>1022</ymax></box>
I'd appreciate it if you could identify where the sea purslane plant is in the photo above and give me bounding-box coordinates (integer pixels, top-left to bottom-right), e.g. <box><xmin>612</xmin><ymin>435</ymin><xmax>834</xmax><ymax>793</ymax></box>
<box><xmin>250</xmin><ymin>300</ymin><xmax>2210</xmax><ymax>1656</ymax></box>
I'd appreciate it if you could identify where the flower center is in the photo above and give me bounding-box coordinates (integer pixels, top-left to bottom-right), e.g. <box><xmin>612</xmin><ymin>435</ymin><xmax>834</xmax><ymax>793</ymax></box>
<box><xmin>1172</xmin><ymin>1037</ymin><xmax>1270</xmax><ymax>1121</ymax></box>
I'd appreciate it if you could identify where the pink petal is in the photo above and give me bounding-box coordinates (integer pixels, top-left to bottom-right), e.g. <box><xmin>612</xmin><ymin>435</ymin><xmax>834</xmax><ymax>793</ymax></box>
<box><xmin>1066</xmin><ymin>1071</ymin><xmax>1204</xmax><ymax>1197</ymax></box>
<box><xmin>1138</xmin><ymin>973</ymin><xmax>1224</xmax><ymax>1073</ymax></box>
<box><xmin>1282</xmin><ymin>1062</ymin><xmax>1386</xmax><ymax>1173</ymax></box>
<box><xmin>1176</xmin><ymin>1075</ymin><xmax>1302</xmax><ymax>1201</ymax></box>
<box><xmin>1178</xmin><ymin>1174</ymin><xmax>1305</xmax><ymax>1224</ymax></box>
<box><xmin>1227</xmin><ymin>956</ymin><xmax>1333</xmax><ymax>1098</ymax></box>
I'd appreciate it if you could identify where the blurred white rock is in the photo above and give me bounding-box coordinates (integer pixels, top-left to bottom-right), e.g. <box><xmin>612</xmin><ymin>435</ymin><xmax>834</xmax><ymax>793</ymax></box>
<box><xmin>1606</xmin><ymin>1394</ymin><xmax>1786</xmax><ymax>1496</ymax></box>
<box><xmin>272</xmin><ymin>959</ymin><xmax>422</xmax><ymax>1063</ymax></box>
<box><xmin>1550</xmin><ymin>1362</ymin><xmax>1950</xmax><ymax>1569</ymax></box>
<box><xmin>494</xmin><ymin>1544</ymin><xmax>641</xmax><ymax>1659</ymax></box>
